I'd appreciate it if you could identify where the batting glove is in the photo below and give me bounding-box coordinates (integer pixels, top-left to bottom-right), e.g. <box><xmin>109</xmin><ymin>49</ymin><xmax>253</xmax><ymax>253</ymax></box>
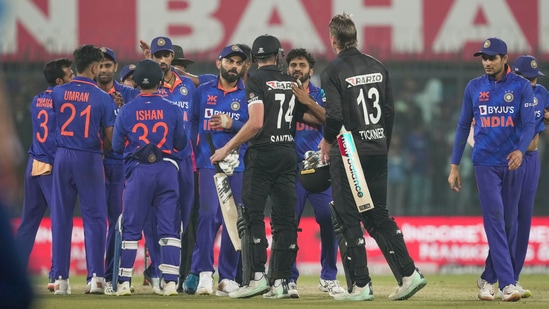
<box><xmin>219</xmin><ymin>150</ymin><xmax>239</xmax><ymax>176</ymax></box>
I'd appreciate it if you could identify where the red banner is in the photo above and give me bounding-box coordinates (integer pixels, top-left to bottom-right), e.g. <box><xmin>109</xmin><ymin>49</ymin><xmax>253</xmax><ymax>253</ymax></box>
<box><xmin>1</xmin><ymin>0</ymin><xmax>548</xmax><ymax>62</ymax></box>
<box><xmin>13</xmin><ymin>216</ymin><xmax>549</xmax><ymax>276</ymax></box>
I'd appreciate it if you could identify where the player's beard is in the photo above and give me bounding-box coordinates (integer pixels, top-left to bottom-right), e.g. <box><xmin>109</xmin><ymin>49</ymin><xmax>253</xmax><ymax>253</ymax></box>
<box><xmin>221</xmin><ymin>67</ymin><xmax>240</xmax><ymax>83</ymax></box>
<box><xmin>292</xmin><ymin>71</ymin><xmax>310</xmax><ymax>83</ymax></box>
<box><xmin>96</xmin><ymin>73</ymin><xmax>113</xmax><ymax>85</ymax></box>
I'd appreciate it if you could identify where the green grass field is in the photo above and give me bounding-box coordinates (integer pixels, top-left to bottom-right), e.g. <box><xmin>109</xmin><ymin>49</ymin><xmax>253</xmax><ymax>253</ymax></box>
<box><xmin>31</xmin><ymin>274</ymin><xmax>549</xmax><ymax>309</ymax></box>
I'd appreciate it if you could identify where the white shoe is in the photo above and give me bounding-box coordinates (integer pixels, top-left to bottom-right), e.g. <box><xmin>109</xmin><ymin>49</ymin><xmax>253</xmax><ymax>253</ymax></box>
<box><xmin>163</xmin><ymin>281</ymin><xmax>178</xmax><ymax>296</ymax></box>
<box><xmin>196</xmin><ymin>271</ymin><xmax>214</xmax><ymax>295</ymax></box>
<box><xmin>215</xmin><ymin>279</ymin><xmax>240</xmax><ymax>297</ymax></box>
<box><xmin>501</xmin><ymin>284</ymin><xmax>521</xmax><ymax>302</ymax></box>
<box><xmin>104</xmin><ymin>282</ymin><xmax>115</xmax><ymax>296</ymax></box>
<box><xmin>388</xmin><ymin>269</ymin><xmax>427</xmax><ymax>300</ymax></box>
<box><xmin>477</xmin><ymin>277</ymin><xmax>495</xmax><ymax>301</ymax></box>
<box><xmin>262</xmin><ymin>280</ymin><xmax>290</xmax><ymax>299</ymax></box>
<box><xmin>333</xmin><ymin>281</ymin><xmax>374</xmax><ymax>301</ymax></box>
<box><xmin>229</xmin><ymin>273</ymin><xmax>269</xmax><ymax>298</ymax></box>
<box><xmin>288</xmin><ymin>281</ymin><xmax>299</xmax><ymax>298</ymax></box>
<box><xmin>54</xmin><ymin>278</ymin><xmax>71</xmax><ymax>295</ymax></box>
<box><xmin>151</xmin><ymin>278</ymin><xmax>162</xmax><ymax>295</ymax></box>
<box><xmin>116</xmin><ymin>281</ymin><xmax>132</xmax><ymax>296</ymax></box>
<box><xmin>318</xmin><ymin>279</ymin><xmax>346</xmax><ymax>296</ymax></box>
<box><xmin>516</xmin><ymin>282</ymin><xmax>531</xmax><ymax>298</ymax></box>
<box><xmin>86</xmin><ymin>274</ymin><xmax>105</xmax><ymax>294</ymax></box>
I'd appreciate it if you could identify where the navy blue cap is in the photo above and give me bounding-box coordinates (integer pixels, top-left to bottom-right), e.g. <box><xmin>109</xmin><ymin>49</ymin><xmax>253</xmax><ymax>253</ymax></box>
<box><xmin>133</xmin><ymin>59</ymin><xmax>163</xmax><ymax>88</ymax></box>
<box><xmin>100</xmin><ymin>47</ymin><xmax>117</xmax><ymax>63</ymax></box>
<box><xmin>218</xmin><ymin>44</ymin><xmax>247</xmax><ymax>61</ymax></box>
<box><xmin>119</xmin><ymin>64</ymin><xmax>136</xmax><ymax>82</ymax></box>
<box><xmin>512</xmin><ymin>55</ymin><xmax>545</xmax><ymax>79</ymax></box>
<box><xmin>474</xmin><ymin>37</ymin><xmax>507</xmax><ymax>57</ymax></box>
<box><xmin>150</xmin><ymin>36</ymin><xmax>174</xmax><ymax>54</ymax></box>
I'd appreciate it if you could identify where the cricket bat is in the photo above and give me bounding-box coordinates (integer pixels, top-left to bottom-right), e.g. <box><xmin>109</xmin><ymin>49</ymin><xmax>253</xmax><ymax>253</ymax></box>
<box><xmin>337</xmin><ymin>127</ymin><xmax>374</xmax><ymax>212</ymax></box>
<box><xmin>206</xmin><ymin>133</ymin><xmax>241</xmax><ymax>250</ymax></box>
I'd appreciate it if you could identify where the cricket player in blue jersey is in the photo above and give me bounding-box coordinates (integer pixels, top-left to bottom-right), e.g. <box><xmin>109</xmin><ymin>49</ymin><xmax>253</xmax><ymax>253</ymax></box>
<box><xmin>448</xmin><ymin>38</ymin><xmax>535</xmax><ymax>302</ymax></box>
<box><xmin>16</xmin><ymin>58</ymin><xmax>73</xmax><ymax>292</ymax></box>
<box><xmin>95</xmin><ymin>47</ymin><xmax>140</xmax><ymax>292</ymax></box>
<box><xmin>140</xmin><ymin>36</ymin><xmax>197</xmax><ymax>290</ymax></box>
<box><xmin>112</xmin><ymin>59</ymin><xmax>187</xmax><ymax>296</ymax></box>
<box><xmin>283</xmin><ymin>48</ymin><xmax>344</xmax><ymax>298</ymax></box>
<box><xmin>50</xmin><ymin>44</ymin><xmax>117</xmax><ymax>295</ymax></box>
<box><xmin>506</xmin><ymin>55</ymin><xmax>549</xmax><ymax>298</ymax></box>
<box><xmin>188</xmin><ymin>44</ymin><xmax>248</xmax><ymax>296</ymax></box>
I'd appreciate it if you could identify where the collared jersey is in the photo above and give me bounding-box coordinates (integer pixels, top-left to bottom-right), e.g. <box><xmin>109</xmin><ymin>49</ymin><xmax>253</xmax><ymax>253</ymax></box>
<box><xmin>321</xmin><ymin>47</ymin><xmax>394</xmax><ymax>155</ymax></box>
<box><xmin>294</xmin><ymin>82</ymin><xmax>326</xmax><ymax>160</ymax></box>
<box><xmin>103</xmin><ymin>81</ymin><xmax>140</xmax><ymax>163</ymax></box>
<box><xmin>52</xmin><ymin>76</ymin><xmax>116</xmax><ymax>153</ymax></box>
<box><xmin>158</xmin><ymin>69</ymin><xmax>196</xmax><ymax>159</ymax></box>
<box><xmin>451</xmin><ymin>70</ymin><xmax>535</xmax><ymax>166</ymax></box>
<box><xmin>112</xmin><ymin>92</ymin><xmax>186</xmax><ymax>160</ymax></box>
<box><xmin>29</xmin><ymin>86</ymin><xmax>56</xmax><ymax>164</ymax></box>
<box><xmin>245</xmin><ymin>64</ymin><xmax>305</xmax><ymax>148</ymax></box>
<box><xmin>191</xmin><ymin>76</ymin><xmax>248</xmax><ymax>170</ymax></box>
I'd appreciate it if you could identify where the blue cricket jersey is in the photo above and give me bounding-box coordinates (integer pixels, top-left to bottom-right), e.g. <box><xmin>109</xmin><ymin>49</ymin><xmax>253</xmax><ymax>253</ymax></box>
<box><xmin>533</xmin><ymin>83</ymin><xmax>549</xmax><ymax>135</ymax></box>
<box><xmin>190</xmin><ymin>76</ymin><xmax>248</xmax><ymax>170</ymax></box>
<box><xmin>294</xmin><ymin>82</ymin><xmax>326</xmax><ymax>160</ymax></box>
<box><xmin>52</xmin><ymin>76</ymin><xmax>116</xmax><ymax>153</ymax></box>
<box><xmin>112</xmin><ymin>92</ymin><xmax>186</xmax><ymax>159</ymax></box>
<box><xmin>158</xmin><ymin>69</ymin><xmax>196</xmax><ymax>160</ymax></box>
<box><xmin>451</xmin><ymin>69</ymin><xmax>535</xmax><ymax>166</ymax></box>
<box><xmin>29</xmin><ymin>87</ymin><xmax>56</xmax><ymax>164</ymax></box>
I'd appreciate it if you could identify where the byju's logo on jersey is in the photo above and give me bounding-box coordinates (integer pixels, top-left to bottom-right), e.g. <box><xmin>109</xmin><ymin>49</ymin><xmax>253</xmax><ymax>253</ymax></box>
<box><xmin>266</xmin><ymin>81</ymin><xmax>293</xmax><ymax>90</ymax></box>
<box><xmin>479</xmin><ymin>105</ymin><xmax>487</xmax><ymax>115</ymax></box>
<box><xmin>204</xmin><ymin>108</ymin><xmax>214</xmax><ymax>118</ymax></box>
<box><xmin>345</xmin><ymin>73</ymin><xmax>383</xmax><ymax>87</ymax></box>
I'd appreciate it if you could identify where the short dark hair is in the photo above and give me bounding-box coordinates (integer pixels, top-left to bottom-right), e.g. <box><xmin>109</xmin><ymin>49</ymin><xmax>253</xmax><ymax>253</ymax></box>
<box><xmin>237</xmin><ymin>43</ymin><xmax>252</xmax><ymax>63</ymax></box>
<box><xmin>328</xmin><ymin>13</ymin><xmax>358</xmax><ymax>50</ymax></box>
<box><xmin>43</xmin><ymin>58</ymin><xmax>72</xmax><ymax>86</ymax></box>
<box><xmin>285</xmin><ymin>48</ymin><xmax>316</xmax><ymax>68</ymax></box>
<box><xmin>73</xmin><ymin>44</ymin><xmax>104</xmax><ymax>74</ymax></box>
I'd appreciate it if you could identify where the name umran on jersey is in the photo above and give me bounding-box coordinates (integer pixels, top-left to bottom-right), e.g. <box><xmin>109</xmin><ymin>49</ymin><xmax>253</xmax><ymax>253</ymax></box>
<box><xmin>346</xmin><ymin>73</ymin><xmax>383</xmax><ymax>87</ymax></box>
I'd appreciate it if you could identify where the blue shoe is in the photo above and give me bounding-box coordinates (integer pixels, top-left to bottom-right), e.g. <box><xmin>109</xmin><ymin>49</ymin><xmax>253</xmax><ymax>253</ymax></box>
<box><xmin>183</xmin><ymin>273</ymin><xmax>199</xmax><ymax>294</ymax></box>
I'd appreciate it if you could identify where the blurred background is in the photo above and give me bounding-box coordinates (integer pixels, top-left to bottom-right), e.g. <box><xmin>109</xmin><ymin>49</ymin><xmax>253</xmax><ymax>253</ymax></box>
<box><xmin>2</xmin><ymin>0</ymin><xmax>548</xmax><ymax>216</ymax></box>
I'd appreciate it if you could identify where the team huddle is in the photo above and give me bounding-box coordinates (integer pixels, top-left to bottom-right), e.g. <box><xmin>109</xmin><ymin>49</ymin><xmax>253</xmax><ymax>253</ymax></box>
<box><xmin>20</xmin><ymin>13</ymin><xmax>545</xmax><ymax>303</ymax></box>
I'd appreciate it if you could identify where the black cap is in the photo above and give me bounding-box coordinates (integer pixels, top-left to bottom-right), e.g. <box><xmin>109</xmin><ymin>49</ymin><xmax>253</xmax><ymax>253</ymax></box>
<box><xmin>252</xmin><ymin>34</ymin><xmax>281</xmax><ymax>58</ymax></box>
<box><xmin>172</xmin><ymin>45</ymin><xmax>195</xmax><ymax>67</ymax></box>
<box><xmin>133</xmin><ymin>59</ymin><xmax>163</xmax><ymax>88</ymax></box>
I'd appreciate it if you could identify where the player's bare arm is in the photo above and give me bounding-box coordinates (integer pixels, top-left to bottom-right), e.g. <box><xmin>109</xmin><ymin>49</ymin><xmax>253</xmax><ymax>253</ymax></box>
<box><xmin>210</xmin><ymin>102</ymin><xmax>263</xmax><ymax>164</ymax></box>
<box><xmin>139</xmin><ymin>40</ymin><xmax>152</xmax><ymax>59</ymax></box>
<box><xmin>448</xmin><ymin>164</ymin><xmax>462</xmax><ymax>192</ymax></box>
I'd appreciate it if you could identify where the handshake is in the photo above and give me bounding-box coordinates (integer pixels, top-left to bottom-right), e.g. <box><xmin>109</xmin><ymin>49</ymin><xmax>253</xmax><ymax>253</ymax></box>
<box><xmin>219</xmin><ymin>150</ymin><xmax>240</xmax><ymax>176</ymax></box>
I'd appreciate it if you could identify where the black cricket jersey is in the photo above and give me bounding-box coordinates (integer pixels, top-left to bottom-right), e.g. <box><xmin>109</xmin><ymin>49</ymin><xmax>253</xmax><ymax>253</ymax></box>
<box><xmin>245</xmin><ymin>65</ymin><xmax>305</xmax><ymax>148</ymax></box>
<box><xmin>321</xmin><ymin>47</ymin><xmax>395</xmax><ymax>155</ymax></box>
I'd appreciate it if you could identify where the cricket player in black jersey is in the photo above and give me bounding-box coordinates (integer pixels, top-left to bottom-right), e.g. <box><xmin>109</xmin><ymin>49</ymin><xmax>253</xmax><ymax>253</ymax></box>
<box><xmin>318</xmin><ymin>13</ymin><xmax>427</xmax><ymax>301</ymax></box>
<box><xmin>210</xmin><ymin>34</ymin><xmax>325</xmax><ymax>299</ymax></box>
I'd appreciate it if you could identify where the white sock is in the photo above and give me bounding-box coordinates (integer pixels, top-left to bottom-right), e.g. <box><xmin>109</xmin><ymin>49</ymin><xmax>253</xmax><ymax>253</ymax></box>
<box><xmin>254</xmin><ymin>272</ymin><xmax>263</xmax><ymax>281</ymax></box>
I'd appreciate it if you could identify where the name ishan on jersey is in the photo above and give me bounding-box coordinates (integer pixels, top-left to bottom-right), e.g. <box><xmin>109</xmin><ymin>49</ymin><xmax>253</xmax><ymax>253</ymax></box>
<box><xmin>345</xmin><ymin>73</ymin><xmax>383</xmax><ymax>87</ymax></box>
<box><xmin>135</xmin><ymin>109</ymin><xmax>164</xmax><ymax>120</ymax></box>
<box><xmin>478</xmin><ymin>105</ymin><xmax>515</xmax><ymax>128</ymax></box>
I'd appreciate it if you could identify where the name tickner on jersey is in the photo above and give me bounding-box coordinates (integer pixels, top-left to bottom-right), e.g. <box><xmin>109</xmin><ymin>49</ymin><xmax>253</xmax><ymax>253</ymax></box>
<box><xmin>270</xmin><ymin>134</ymin><xmax>294</xmax><ymax>143</ymax></box>
<box><xmin>359</xmin><ymin>128</ymin><xmax>385</xmax><ymax>140</ymax></box>
<box><xmin>345</xmin><ymin>73</ymin><xmax>383</xmax><ymax>87</ymax></box>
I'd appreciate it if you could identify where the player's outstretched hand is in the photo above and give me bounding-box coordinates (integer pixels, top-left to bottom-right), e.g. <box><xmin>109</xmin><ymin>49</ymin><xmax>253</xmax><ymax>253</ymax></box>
<box><xmin>139</xmin><ymin>40</ymin><xmax>152</xmax><ymax>59</ymax></box>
